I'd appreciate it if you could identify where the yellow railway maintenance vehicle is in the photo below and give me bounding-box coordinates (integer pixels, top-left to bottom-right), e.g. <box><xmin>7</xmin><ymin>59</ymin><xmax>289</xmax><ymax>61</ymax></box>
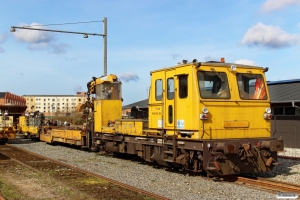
<box><xmin>0</xmin><ymin>110</ymin><xmax>15</xmax><ymax>144</ymax></box>
<box><xmin>40</xmin><ymin>58</ymin><xmax>284</xmax><ymax>176</ymax></box>
<box><xmin>18</xmin><ymin>111</ymin><xmax>45</xmax><ymax>139</ymax></box>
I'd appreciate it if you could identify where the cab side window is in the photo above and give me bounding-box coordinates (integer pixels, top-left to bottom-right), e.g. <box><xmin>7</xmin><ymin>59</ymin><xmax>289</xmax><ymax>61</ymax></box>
<box><xmin>167</xmin><ymin>78</ymin><xmax>174</xmax><ymax>100</ymax></box>
<box><xmin>179</xmin><ymin>75</ymin><xmax>188</xmax><ymax>99</ymax></box>
<box><xmin>155</xmin><ymin>79</ymin><xmax>163</xmax><ymax>101</ymax></box>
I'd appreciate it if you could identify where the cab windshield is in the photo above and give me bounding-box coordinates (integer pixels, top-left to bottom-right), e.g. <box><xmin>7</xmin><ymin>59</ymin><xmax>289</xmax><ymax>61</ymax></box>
<box><xmin>197</xmin><ymin>71</ymin><xmax>230</xmax><ymax>99</ymax></box>
<box><xmin>95</xmin><ymin>82</ymin><xmax>122</xmax><ymax>100</ymax></box>
<box><xmin>236</xmin><ymin>73</ymin><xmax>267</xmax><ymax>100</ymax></box>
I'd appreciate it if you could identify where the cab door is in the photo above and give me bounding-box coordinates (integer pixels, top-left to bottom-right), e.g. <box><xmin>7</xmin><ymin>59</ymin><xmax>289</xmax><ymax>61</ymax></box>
<box><xmin>173</xmin><ymin>66</ymin><xmax>199</xmax><ymax>131</ymax></box>
<box><xmin>164</xmin><ymin>70</ymin><xmax>175</xmax><ymax>129</ymax></box>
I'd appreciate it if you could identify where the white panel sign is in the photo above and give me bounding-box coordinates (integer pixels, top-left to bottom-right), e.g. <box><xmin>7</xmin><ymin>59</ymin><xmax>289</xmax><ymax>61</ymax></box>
<box><xmin>158</xmin><ymin>119</ymin><xmax>163</xmax><ymax>128</ymax></box>
<box><xmin>177</xmin><ymin>120</ymin><xmax>184</xmax><ymax>129</ymax></box>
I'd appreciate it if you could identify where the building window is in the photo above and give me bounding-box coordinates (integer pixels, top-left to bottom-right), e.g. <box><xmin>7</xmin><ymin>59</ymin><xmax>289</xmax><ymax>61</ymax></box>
<box><xmin>273</xmin><ymin>107</ymin><xmax>283</xmax><ymax>115</ymax></box>
<box><xmin>273</xmin><ymin>106</ymin><xmax>297</xmax><ymax>115</ymax></box>
<box><xmin>285</xmin><ymin>107</ymin><xmax>295</xmax><ymax>115</ymax></box>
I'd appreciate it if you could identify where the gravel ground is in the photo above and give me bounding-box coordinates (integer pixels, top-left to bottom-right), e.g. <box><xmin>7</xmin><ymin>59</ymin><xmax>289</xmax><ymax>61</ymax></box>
<box><xmin>8</xmin><ymin>139</ymin><xmax>299</xmax><ymax>200</ymax></box>
<box><xmin>253</xmin><ymin>147</ymin><xmax>300</xmax><ymax>184</ymax></box>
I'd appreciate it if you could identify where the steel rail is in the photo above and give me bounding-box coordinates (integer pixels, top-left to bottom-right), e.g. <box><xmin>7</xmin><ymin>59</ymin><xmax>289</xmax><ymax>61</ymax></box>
<box><xmin>222</xmin><ymin>175</ymin><xmax>300</xmax><ymax>194</ymax></box>
<box><xmin>278</xmin><ymin>155</ymin><xmax>300</xmax><ymax>161</ymax></box>
<box><xmin>4</xmin><ymin>144</ymin><xmax>169</xmax><ymax>200</ymax></box>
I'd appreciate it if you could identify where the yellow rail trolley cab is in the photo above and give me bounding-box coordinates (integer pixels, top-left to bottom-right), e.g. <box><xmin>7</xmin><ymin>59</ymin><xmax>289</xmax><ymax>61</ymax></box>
<box><xmin>18</xmin><ymin>111</ymin><xmax>44</xmax><ymax>138</ymax></box>
<box><xmin>149</xmin><ymin>61</ymin><xmax>272</xmax><ymax>140</ymax></box>
<box><xmin>0</xmin><ymin>110</ymin><xmax>15</xmax><ymax>142</ymax></box>
<box><xmin>146</xmin><ymin>60</ymin><xmax>283</xmax><ymax>175</ymax></box>
<box><xmin>89</xmin><ymin>74</ymin><xmax>123</xmax><ymax>133</ymax></box>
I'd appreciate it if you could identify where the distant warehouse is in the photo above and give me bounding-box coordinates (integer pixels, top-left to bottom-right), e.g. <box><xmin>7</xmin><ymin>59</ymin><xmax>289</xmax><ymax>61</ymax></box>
<box><xmin>268</xmin><ymin>79</ymin><xmax>300</xmax><ymax>148</ymax></box>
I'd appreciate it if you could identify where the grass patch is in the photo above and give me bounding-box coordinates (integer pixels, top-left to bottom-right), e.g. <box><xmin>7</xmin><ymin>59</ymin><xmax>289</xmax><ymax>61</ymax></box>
<box><xmin>81</xmin><ymin>177</ymin><xmax>109</xmax><ymax>185</ymax></box>
<box><xmin>47</xmin><ymin>169</ymin><xmax>58</xmax><ymax>175</ymax></box>
<box><xmin>0</xmin><ymin>179</ymin><xmax>31</xmax><ymax>200</ymax></box>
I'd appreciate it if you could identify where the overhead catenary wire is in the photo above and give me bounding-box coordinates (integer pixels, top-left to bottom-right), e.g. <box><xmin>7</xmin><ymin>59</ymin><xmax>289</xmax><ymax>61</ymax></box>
<box><xmin>23</xmin><ymin>20</ymin><xmax>104</xmax><ymax>27</ymax></box>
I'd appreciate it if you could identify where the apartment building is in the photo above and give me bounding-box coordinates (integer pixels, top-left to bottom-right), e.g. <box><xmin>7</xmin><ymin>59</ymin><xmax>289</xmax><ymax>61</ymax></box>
<box><xmin>22</xmin><ymin>92</ymin><xmax>87</xmax><ymax>116</ymax></box>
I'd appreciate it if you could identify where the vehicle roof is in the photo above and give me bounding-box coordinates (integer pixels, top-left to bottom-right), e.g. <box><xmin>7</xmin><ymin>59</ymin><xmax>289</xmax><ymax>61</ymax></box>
<box><xmin>150</xmin><ymin>61</ymin><xmax>264</xmax><ymax>73</ymax></box>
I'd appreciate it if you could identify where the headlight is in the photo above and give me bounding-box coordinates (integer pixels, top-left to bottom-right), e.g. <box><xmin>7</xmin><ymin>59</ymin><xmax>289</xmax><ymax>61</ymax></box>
<box><xmin>202</xmin><ymin>107</ymin><xmax>209</xmax><ymax>114</ymax></box>
<box><xmin>231</xmin><ymin>65</ymin><xmax>236</xmax><ymax>71</ymax></box>
<box><xmin>265</xmin><ymin>108</ymin><xmax>271</xmax><ymax>114</ymax></box>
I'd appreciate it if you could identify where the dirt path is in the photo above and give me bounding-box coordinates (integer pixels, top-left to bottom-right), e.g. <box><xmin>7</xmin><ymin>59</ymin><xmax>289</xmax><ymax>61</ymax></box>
<box><xmin>0</xmin><ymin>147</ymin><xmax>156</xmax><ymax>200</ymax></box>
<box><xmin>0</xmin><ymin>154</ymin><xmax>93</xmax><ymax>200</ymax></box>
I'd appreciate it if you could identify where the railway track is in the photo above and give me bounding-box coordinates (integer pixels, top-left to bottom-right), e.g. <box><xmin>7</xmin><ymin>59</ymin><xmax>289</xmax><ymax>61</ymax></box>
<box><xmin>278</xmin><ymin>155</ymin><xmax>300</xmax><ymax>161</ymax></box>
<box><xmin>222</xmin><ymin>175</ymin><xmax>300</xmax><ymax>194</ymax></box>
<box><xmin>0</xmin><ymin>144</ymin><xmax>169</xmax><ymax>200</ymax></box>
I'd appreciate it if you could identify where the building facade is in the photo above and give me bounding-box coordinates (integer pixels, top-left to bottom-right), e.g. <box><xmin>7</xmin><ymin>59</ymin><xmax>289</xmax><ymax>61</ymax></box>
<box><xmin>23</xmin><ymin>92</ymin><xmax>87</xmax><ymax>117</ymax></box>
<box><xmin>0</xmin><ymin>92</ymin><xmax>27</xmax><ymax>124</ymax></box>
<box><xmin>268</xmin><ymin>79</ymin><xmax>300</xmax><ymax>148</ymax></box>
<box><xmin>0</xmin><ymin>92</ymin><xmax>26</xmax><ymax>106</ymax></box>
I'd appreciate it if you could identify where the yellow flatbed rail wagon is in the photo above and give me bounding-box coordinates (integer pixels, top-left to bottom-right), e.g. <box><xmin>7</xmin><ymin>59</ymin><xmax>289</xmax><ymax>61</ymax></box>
<box><xmin>0</xmin><ymin>110</ymin><xmax>15</xmax><ymax>144</ymax></box>
<box><xmin>40</xmin><ymin>58</ymin><xmax>284</xmax><ymax>176</ymax></box>
<box><xmin>40</xmin><ymin>126</ymin><xmax>86</xmax><ymax>146</ymax></box>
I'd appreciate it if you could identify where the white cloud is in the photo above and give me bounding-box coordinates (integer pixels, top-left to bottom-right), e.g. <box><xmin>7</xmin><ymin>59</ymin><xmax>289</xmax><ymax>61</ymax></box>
<box><xmin>241</xmin><ymin>22</ymin><xmax>300</xmax><ymax>48</ymax></box>
<box><xmin>171</xmin><ymin>54</ymin><xmax>181</xmax><ymax>60</ymax></box>
<box><xmin>0</xmin><ymin>33</ymin><xmax>10</xmax><ymax>44</ymax></box>
<box><xmin>12</xmin><ymin>23</ymin><xmax>69</xmax><ymax>54</ymax></box>
<box><xmin>73</xmin><ymin>85</ymin><xmax>83</xmax><ymax>92</ymax></box>
<box><xmin>235</xmin><ymin>59</ymin><xmax>257</xmax><ymax>66</ymax></box>
<box><xmin>298</xmin><ymin>23</ymin><xmax>300</xmax><ymax>29</ymax></box>
<box><xmin>261</xmin><ymin>0</ymin><xmax>300</xmax><ymax>12</ymax></box>
<box><xmin>48</xmin><ymin>43</ymin><xmax>70</xmax><ymax>55</ymax></box>
<box><xmin>118</xmin><ymin>72</ymin><xmax>139</xmax><ymax>83</ymax></box>
<box><xmin>0</xmin><ymin>47</ymin><xmax>4</xmax><ymax>53</ymax></box>
<box><xmin>13</xmin><ymin>23</ymin><xmax>55</xmax><ymax>43</ymax></box>
<box><xmin>28</xmin><ymin>42</ymin><xmax>50</xmax><ymax>51</ymax></box>
<box><xmin>204</xmin><ymin>55</ymin><xmax>219</xmax><ymax>62</ymax></box>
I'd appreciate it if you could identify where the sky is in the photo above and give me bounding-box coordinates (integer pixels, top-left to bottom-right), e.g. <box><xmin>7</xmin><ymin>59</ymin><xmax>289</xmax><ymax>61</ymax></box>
<box><xmin>0</xmin><ymin>0</ymin><xmax>300</xmax><ymax>105</ymax></box>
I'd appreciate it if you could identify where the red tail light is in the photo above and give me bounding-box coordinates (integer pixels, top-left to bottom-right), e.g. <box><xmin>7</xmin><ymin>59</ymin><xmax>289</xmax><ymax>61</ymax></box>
<box><xmin>264</xmin><ymin>113</ymin><xmax>272</xmax><ymax>120</ymax></box>
<box><xmin>200</xmin><ymin>113</ymin><xmax>209</xmax><ymax>120</ymax></box>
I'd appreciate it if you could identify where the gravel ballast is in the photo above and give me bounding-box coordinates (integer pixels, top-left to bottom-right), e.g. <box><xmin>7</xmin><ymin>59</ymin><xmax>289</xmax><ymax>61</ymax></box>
<box><xmin>8</xmin><ymin>139</ymin><xmax>300</xmax><ymax>200</ymax></box>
